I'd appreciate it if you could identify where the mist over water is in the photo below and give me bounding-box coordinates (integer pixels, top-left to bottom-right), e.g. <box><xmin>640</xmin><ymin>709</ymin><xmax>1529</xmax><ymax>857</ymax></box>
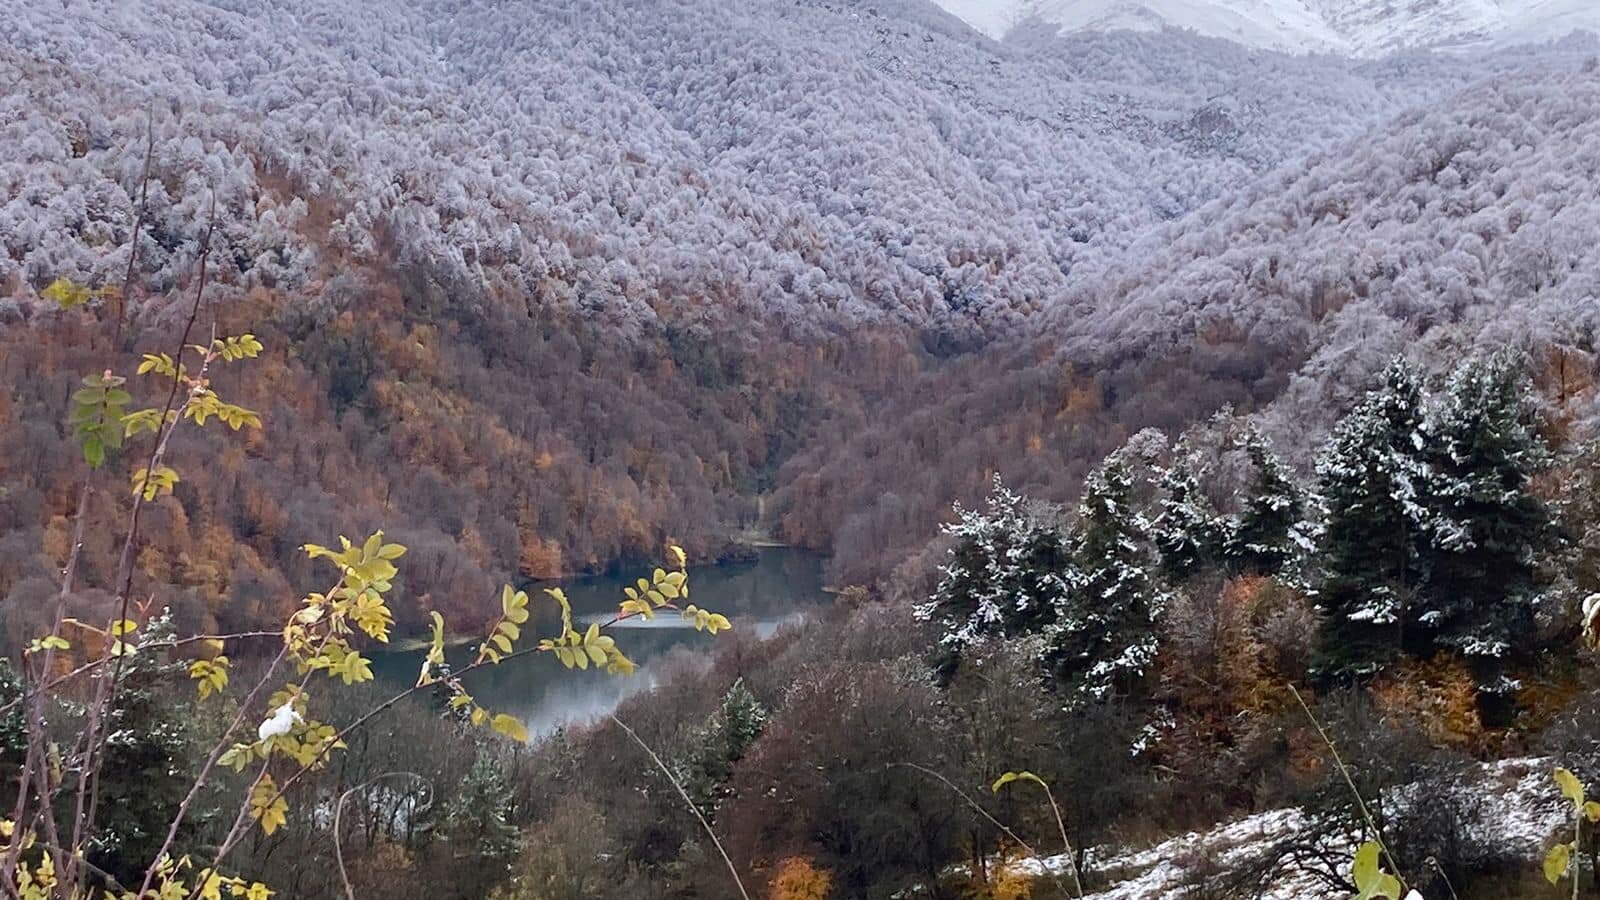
<box><xmin>375</xmin><ymin>549</ymin><xmax>828</xmax><ymax>737</ymax></box>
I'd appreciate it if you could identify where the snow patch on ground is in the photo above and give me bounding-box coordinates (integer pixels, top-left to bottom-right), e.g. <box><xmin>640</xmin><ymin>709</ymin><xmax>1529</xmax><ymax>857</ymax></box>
<box><xmin>1011</xmin><ymin>757</ymin><xmax>1567</xmax><ymax>898</ymax></box>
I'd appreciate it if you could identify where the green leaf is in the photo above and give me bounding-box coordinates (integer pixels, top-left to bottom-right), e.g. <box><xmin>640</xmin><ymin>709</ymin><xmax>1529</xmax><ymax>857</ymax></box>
<box><xmin>121</xmin><ymin>408</ymin><xmax>165</xmax><ymax>438</ymax></box>
<box><xmin>82</xmin><ymin>435</ymin><xmax>105</xmax><ymax>469</ymax></box>
<box><xmin>218</xmin><ymin>743</ymin><xmax>255</xmax><ymax>773</ymax></box>
<box><xmin>71</xmin><ymin>372</ymin><xmax>129</xmax><ymax>468</ymax></box>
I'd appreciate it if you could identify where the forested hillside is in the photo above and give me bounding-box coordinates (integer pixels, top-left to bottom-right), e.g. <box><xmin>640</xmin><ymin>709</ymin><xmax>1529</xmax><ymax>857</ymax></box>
<box><xmin>777</xmin><ymin>46</ymin><xmax>1600</xmax><ymax>584</ymax></box>
<box><xmin>7</xmin><ymin>1</ymin><xmax>1600</xmax><ymax>896</ymax></box>
<box><xmin>6</xmin><ymin>0</ymin><xmax>1599</xmax><ymax>631</ymax></box>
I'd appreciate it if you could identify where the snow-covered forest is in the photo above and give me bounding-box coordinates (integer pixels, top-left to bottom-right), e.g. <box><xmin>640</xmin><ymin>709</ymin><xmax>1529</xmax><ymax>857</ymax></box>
<box><xmin>6</xmin><ymin>0</ymin><xmax>1600</xmax><ymax>896</ymax></box>
<box><xmin>6</xmin><ymin>0</ymin><xmax>1587</xmax><ymax>338</ymax></box>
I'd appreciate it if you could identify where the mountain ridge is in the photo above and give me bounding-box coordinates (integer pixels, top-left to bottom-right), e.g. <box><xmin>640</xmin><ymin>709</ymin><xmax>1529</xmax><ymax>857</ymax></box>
<box><xmin>933</xmin><ymin>0</ymin><xmax>1600</xmax><ymax>57</ymax></box>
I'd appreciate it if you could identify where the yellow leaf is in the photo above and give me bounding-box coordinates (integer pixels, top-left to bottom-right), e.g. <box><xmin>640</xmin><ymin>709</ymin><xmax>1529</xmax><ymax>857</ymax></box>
<box><xmin>490</xmin><ymin>713</ymin><xmax>529</xmax><ymax>743</ymax></box>
<box><xmin>991</xmin><ymin>771</ymin><xmax>1048</xmax><ymax>793</ymax></box>
<box><xmin>1546</xmin><ymin>841</ymin><xmax>1572</xmax><ymax>884</ymax></box>
<box><xmin>42</xmin><ymin>277</ymin><xmax>95</xmax><ymax>309</ymax></box>
<box><xmin>249</xmin><ymin>777</ymin><xmax>288</xmax><ymax>836</ymax></box>
<box><xmin>1556</xmin><ymin>767</ymin><xmax>1585</xmax><ymax>806</ymax></box>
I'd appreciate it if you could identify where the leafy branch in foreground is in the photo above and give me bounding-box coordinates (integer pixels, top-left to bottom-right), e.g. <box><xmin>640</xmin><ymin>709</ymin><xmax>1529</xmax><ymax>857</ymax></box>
<box><xmin>1545</xmin><ymin>767</ymin><xmax>1600</xmax><ymax>896</ymax></box>
<box><xmin>10</xmin><ymin>261</ymin><xmax>736</xmax><ymax>896</ymax></box>
<box><xmin>991</xmin><ymin>770</ymin><xmax>1084</xmax><ymax>898</ymax></box>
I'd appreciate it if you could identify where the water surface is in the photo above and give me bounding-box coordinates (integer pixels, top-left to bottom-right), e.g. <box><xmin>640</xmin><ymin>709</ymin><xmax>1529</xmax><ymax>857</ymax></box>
<box><xmin>374</xmin><ymin>548</ymin><xmax>826</xmax><ymax>736</ymax></box>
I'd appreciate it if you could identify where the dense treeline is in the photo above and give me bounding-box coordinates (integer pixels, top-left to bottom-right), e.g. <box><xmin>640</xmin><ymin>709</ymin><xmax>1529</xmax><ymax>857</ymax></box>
<box><xmin>481</xmin><ymin>352</ymin><xmax>1599</xmax><ymax>898</ymax></box>
<box><xmin>921</xmin><ymin>355</ymin><xmax>1560</xmax><ymax>714</ymax></box>
<box><xmin>0</xmin><ymin>271</ymin><xmax>931</xmax><ymax>644</ymax></box>
<box><xmin>788</xmin><ymin>50</ymin><xmax>1600</xmax><ymax>586</ymax></box>
<box><xmin>6</xmin><ymin>0</ymin><xmax>1600</xmax><ymax>627</ymax></box>
<box><xmin>6</xmin><ymin>2</ymin><xmax>1600</xmax><ymax>894</ymax></box>
<box><xmin>48</xmin><ymin>350</ymin><xmax>1591</xmax><ymax>899</ymax></box>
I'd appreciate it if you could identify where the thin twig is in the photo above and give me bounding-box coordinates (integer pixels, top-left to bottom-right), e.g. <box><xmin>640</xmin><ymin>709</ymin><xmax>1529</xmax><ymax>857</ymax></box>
<box><xmin>138</xmin><ymin>643</ymin><xmax>291</xmax><ymax>898</ymax></box>
<box><xmin>114</xmin><ymin>108</ymin><xmax>156</xmax><ymax>347</ymax></box>
<box><xmin>891</xmin><ymin>762</ymin><xmax>1079</xmax><ymax>900</ymax></box>
<box><xmin>1427</xmin><ymin>856</ymin><xmax>1460</xmax><ymax>900</ymax></box>
<box><xmin>1035</xmin><ymin>780</ymin><xmax>1086</xmax><ymax>897</ymax></box>
<box><xmin>84</xmin><ymin>192</ymin><xmax>219</xmax><ymax>853</ymax></box>
<box><xmin>611</xmin><ymin>713</ymin><xmax>749</xmax><ymax>900</ymax></box>
<box><xmin>2</xmin><ymin>481</ymin><xmax>92</xmax><ymax>890</ymax></box>
<box><xmin>1287</xmin><ymin>684</ymin><xmax>1407</xmax><ymax>892</ymax></box>
<box><xmin>333</xmin><ymin>773</ymin><xmax>430</xmax><ymax>900</ymax></box>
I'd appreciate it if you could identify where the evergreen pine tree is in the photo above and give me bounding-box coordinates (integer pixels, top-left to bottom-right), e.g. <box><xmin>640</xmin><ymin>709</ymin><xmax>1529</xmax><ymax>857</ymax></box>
<box><xmin>1045</xmin><ymin>449</ymin><xmax>1163</xmax><ymax>706</ymax></box>
<box><xmin>0</xmin><ymin>658</ymin><xmax>27</xmax><ymax>819</ymax></box>
<box><xmin>441</xmin><ymin>750</ymin><xmax>520</xmax><ymax>893</ymax></box>
<box><xmin>1312</xmin><ymin>360</ymin><xmax>1431</xmax><ymax>680</ymax></box>
<box><xmin>1152</xmin><ymin>445</ymin><xmax>1228</xmax><ymax>581</ymax></box>
<box><xmin>916</xmin><ymin>475</ymin><xmax>1071</xmax><ymax>675</ymax></box>
<box><xmin>1417</xmin><ymin>353</ymin><xmax>1552</xmax><ymax>720</ymax></box>
<box><xmin>1227</xmin><ymin>425</ymin><xmax>1305</xmax><ymax>576</ymax></box>
<box><xmin>90</xmin><ymin>612</ymin><xmax>204</xmax><ymax>882</ymax></box>
<box><xmin>680</xmin><ymin>678</ymin><xmax>768</xmax><ymax>817</ymax></box>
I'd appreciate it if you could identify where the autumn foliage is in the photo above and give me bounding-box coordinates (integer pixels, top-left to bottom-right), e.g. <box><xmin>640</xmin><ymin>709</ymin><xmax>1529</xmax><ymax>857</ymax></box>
<box><xmin>767</xmin><ymin>856</ymin><xmax>831</xmax><ymax>900</ymax></box>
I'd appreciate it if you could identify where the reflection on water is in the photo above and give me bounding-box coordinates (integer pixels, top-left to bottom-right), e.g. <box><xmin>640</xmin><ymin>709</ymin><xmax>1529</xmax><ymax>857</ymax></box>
<box><xmin>373</xmin><ymin>549</ymin><xmax>826</xmax><ymax>737</ymax></box>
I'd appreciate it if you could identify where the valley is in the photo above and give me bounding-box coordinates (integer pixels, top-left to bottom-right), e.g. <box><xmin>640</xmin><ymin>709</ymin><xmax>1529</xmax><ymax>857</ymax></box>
<box><xmin>4</xmin><ymin>0</ymin><xmax>1600</xmax><ymax>897</ymax></box>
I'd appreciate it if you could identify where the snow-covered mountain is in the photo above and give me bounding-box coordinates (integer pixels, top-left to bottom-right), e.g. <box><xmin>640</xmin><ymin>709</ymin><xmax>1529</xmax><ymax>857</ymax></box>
<box><xmin>3</xmin><ymin>0</ymin><xmax>1530</xmax><ymax>339</ymax></box>
<box><xmin>937</xmin><ymin>0</ymin><xmax>1600</xmax><ymax>56</ymax></box>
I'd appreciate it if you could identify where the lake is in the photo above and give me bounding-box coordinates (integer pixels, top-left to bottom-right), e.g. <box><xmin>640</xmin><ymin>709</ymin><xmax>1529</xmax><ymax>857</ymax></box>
<box><xmin>373</xmin><ymin>548</ymin><xmax>828</xmax><ymax>737</ymax></box>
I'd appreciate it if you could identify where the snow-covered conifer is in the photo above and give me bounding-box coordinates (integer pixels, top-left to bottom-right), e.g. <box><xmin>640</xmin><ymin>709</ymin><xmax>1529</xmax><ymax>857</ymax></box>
<box><xmin>916</xmin><ymin>476</ymin><xmax>1071</xmax><ymax>668</ymax></box>
<box><xmin>1312</xmin><ymin>359</ymin><xmax>1431</xmax><ymax>679</ymax></box>
<box><xmin>1227</xmin><ymin>424</ymin><xmax>1305</xmax><ymax>576</ymax></box>
<box><xmin>1046</xmin><ymin>449</ymin><xmax>1164</xmax><ymax>706</ymax></box>
<box><xmin>1416</xmin><ymin>353</ymin><xmax>1552</xmax><ymax>716</ymax></box>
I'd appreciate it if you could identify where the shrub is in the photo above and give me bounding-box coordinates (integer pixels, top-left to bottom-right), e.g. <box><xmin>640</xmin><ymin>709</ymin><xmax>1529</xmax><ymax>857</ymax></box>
<box><xmin>769</xmin><ymin>856</ymin><xmax>832</xmax><ymax>900</ymax></box>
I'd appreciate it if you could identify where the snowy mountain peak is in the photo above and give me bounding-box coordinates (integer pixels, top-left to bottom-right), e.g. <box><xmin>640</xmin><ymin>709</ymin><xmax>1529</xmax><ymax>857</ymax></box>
<box><xmin>933</xmin><ymin>0</ymin><xmax>1600</xmax><ymax>56</ymax></box>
